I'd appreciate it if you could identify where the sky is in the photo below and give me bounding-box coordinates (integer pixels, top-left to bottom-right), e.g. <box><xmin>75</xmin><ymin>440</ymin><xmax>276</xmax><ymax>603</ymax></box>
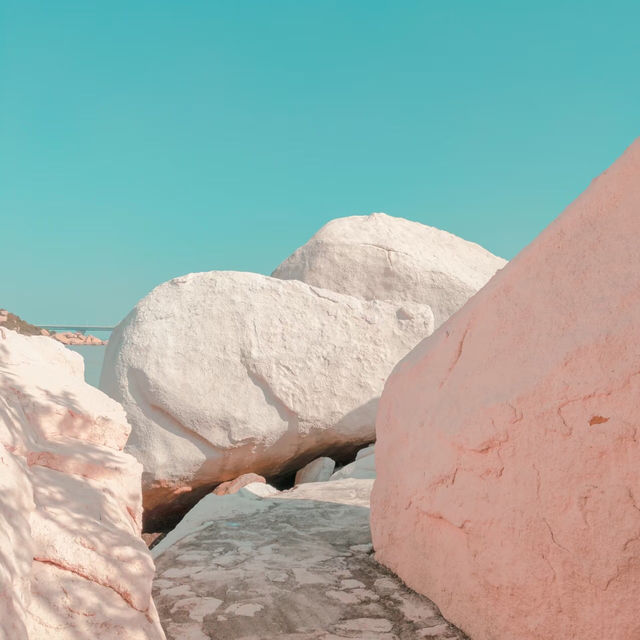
<box><xmin>1</xmin><ymin>1</ymin><xmax>639</xmax><ymax>325</ymax></box>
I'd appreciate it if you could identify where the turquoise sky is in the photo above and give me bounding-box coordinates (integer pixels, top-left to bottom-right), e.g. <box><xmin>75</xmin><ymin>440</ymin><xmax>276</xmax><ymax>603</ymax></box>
<box><xmin>2</xmin><ymin>1</ymin><xmax>639</xmax><ymax>325</ymax></box>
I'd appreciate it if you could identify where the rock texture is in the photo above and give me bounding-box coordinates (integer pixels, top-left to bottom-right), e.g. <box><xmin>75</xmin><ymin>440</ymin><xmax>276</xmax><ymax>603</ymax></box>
<box><xmin>153</xmin><ymin>479</ymin><xmax>466</xmax><ymax>639</ymax></box>
<box><xmin>100</xmin><ymin>271</ymin><xmax>433</xmax><ymax>529</ymax></box>
<box><xmin>331</xmin><ymin>444</ymin><xmax>375</xmax><ymax>481</ymax></box>
<box><xmin>0</xmin><ymin>329</ymin><xmax>165</xmax><ymax>639</ymax></box>
<box><xmin>295</xmin><ymin>456</ymin><xmax>336</xmax><ymax>484</ymax></box>
<box><xmin>272</xmin><ymin>213</ymin><xmax>506</xmax><ymax>327</ymax></box>
<box><xmin>371</xmin><ymin>140</ymin><xmax>640</xmax><ymax>640</ymax></box>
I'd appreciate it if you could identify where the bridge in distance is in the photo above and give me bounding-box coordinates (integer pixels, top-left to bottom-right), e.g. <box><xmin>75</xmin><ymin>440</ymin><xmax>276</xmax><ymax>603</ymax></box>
<box><xmin>40</xmin><ymin>325</ymin><xmax>115</xmax><ymax>335</ymax></box>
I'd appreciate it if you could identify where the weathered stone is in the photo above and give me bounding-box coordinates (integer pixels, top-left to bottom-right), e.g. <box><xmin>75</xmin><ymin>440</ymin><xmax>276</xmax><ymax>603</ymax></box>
<box><xmin>0</xmin><ymin>329</ymin><xmax>165</xmax><ymax>639</ymax></box>
<box><xmin>100</xmin><ymin>271</ymin><xmax>433</xmax><ymax>528</ymax></box>
<box><xmin>272</xmin><ymin>213</ymin><xmax>506</xmax><ymax>327</ymax></box>
<box><xmin>371</xmin><ymin>140</ymin><xmax>640</xmax><ymax>640</ymax></box>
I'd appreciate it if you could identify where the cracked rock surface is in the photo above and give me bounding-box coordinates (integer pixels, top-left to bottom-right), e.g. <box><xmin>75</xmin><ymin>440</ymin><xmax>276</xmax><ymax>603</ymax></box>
<box><xmin>0</xmin><ymin>329</ymin><xmax>165</xmax><ymax>639</ymax></box>
<box><xmin>153</xmin><ymin>479</ymin><xmax>466</xmax><ymax>640</ymax></box>
<box><xmin>371</xmin><ymin>139</ymin><xmax>640</xmax><ymax>639</ymax></box>
<box><xmin>99</xmin><ymin>271</ymin><xmax>433</xmax><ymax>529</ymax></box>
<box><xmin>272</xmin><ymin>212</ymin><xmax>506</xmax><ymax>328</ymax></box>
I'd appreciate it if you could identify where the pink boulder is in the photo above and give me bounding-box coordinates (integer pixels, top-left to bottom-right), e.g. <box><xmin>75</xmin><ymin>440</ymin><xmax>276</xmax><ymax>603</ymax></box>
<box><xmin>371</xmin><ymin>139</ymin><xmax>640</xmax><ymax>640</ymax></box>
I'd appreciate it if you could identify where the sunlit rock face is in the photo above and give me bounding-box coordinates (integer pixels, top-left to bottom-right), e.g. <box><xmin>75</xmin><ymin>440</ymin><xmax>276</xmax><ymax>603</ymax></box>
<box><xmin>100</xmin><ymin>271</ymin><xmax>433</xmax><ymax>530</ymax></box>
<box><xmin>371</xmin><ymin>140</ymin><xmax>640</xmax><ymax>640</ymax></box>
<box><xmin>272</xmin><ymin>212</ymin><xmax>506</xmax><ymax>327</ymax></box>
<box><xmin>0</xmin><ymin>329</ymin><xmax>165</xmax><ymax>639</ymax></box>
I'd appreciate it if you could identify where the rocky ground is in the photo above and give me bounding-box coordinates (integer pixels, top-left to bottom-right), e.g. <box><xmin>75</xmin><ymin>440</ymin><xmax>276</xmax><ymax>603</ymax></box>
<box><xmin>153</xmin><ymin>479</ymin><xmax>467</xmax><ymax>640</ymax></box>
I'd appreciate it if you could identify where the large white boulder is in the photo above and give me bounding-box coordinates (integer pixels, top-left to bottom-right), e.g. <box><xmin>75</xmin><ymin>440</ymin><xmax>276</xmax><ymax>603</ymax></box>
<box><xmin>272</xmin><ymin>212</ymin><xmax>506</xmax><ymax>327</ymax></box>
<box><xmin>0</xmin><ymin>329</ymin><xmax>165</xmax><ymax>639</ymax></box>
<box><xmin>99</xmin><ymin>271</ymin><xmax>433</xmax><ymax>528</ymax></box>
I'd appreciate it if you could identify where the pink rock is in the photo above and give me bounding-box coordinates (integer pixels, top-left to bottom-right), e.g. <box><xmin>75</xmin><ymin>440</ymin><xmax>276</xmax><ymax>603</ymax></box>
<box><xmin>52</xmin><ymin>331</ymin><xmax>106</xmax><ymax>346</ymax></box>
<box><xmin>0</xmin><ymin>329</ymin><xmax>165</xmax><ymax>639</ymax></box>
<box><xmin>213</xmin><ymin>473</ymin><xmax>266</xmax><ymax>496</ymax></box>
<box><xmin>371</xmin><ymin>139</ymin><xmax>640</xmax><ymax>640</ymax></box>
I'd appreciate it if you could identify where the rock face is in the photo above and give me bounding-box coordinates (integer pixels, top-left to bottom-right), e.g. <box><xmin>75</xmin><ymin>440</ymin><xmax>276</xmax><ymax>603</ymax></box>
<box><xmin>370</xmin><ymin>140</ymin><xmax>640</xmax><ymax>640</ymax></box>
<box><xmin>0</xmin><ymin>329</ymin><xmax>165</xmax><ymax>639</ymax></box>
<box><xmin>272</xmin><ymin>213</ymin><xmax>506</xmax><ymax>327</ymax></box>
<box><xmin>100</xmin><ymin>271</ymin><xmax>433</xmax><ymax>529</ymax></box>
<box><xmin>295</xmin><ymin>456</ymin><xmax>335</xmax><ymax>484</ymax></box>
<box><xmin>152</xmin><ymin>478</ymin><xmax>467</xmax><ymax>639</ymax></box>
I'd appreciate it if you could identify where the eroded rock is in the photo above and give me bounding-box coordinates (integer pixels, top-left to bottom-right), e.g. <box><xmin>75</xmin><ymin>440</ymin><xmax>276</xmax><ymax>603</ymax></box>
<box><xmin>100</xmin><ymin>271</ymin><xmax>433</xmax><ymax>529</ymax></box>
<box><xmin>272</xmin><ymin>213</ymin><xmax>506</xmax><ymax>327</ymax></box>
<box><xmin>0</xmin><ymin>329</ymin><xmax>165</xmax><ymax>639</ymax></box>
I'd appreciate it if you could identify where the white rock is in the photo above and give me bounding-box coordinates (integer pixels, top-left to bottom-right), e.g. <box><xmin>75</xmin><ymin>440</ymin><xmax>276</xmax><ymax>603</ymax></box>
<box><xmin>295</xmin><ymin>456</ymin><xmax>336</xmax><ymax>484</ymax></box>
<box><xmin>273</xmin><ymin>212</ymin><xmax>506</xmax><ymax>327</ymax></box>
<box><xmin>0</xmin><ymin>329</ymin><xmax>165</xmax><ymax>639</ymax></box>
<box><xmin>331</xmin><ymin>444</ymin><xmax>376</xmax><ymax>480</ymax></box>
<box><xmin>100</xmin><ymin>271</ymin><xmax>433</xmax><ymax>526</ymax></box>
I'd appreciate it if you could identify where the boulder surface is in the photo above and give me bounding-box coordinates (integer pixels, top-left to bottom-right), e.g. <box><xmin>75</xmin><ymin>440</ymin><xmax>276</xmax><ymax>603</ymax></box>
<box><xmin>152</xmin><ymin>479</ymin><xmax>467</xmax><ymax>639</ymax></box>
<box><xmin>272</xmin><ymin>213</ymin><xmax>506</xmax><ymax>327</ymax></box>
<box><xmin>100</xmin><ymin>271</ymin><xmax>433</xmax><ymax>529</ymax></box>
<box><xmin>371</xmin><ymin>140</ymin><xmax>640</xmax><ymax>640</ymax></box>
<box><xmin>0</xmin><ymin>329</ymin><xmax>165</xmax><ymax>639</ymax></box>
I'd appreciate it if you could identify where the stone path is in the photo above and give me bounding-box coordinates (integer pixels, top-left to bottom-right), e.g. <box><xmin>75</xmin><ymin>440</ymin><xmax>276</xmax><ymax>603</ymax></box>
<box><xmin>152</xmin><ymin>479</ymin><xmax>467</xmax><ymax>640</ymax></box>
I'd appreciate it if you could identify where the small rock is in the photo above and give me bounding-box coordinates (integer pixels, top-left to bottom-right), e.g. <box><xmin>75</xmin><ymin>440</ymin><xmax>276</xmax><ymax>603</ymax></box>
<box><xmin>214</xmin><ymin>473</ymin><xmax>266</xmax><ymax>496</ymax></box>
<box><xmin>295</xmin><ymin>456</ymin><xmax>336</xmax><ymax>484</ymax></box>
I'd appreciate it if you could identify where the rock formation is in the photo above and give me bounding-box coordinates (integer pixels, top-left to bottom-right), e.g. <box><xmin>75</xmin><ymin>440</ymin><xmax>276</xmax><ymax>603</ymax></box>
<box><xmin>0</xmin><ymin>329</ymin><xmax>165</xmax><ymax>639</ymax></box>
<box><xmin>272</xmin><ymin>213</ymin><xmax>506</xmax><ymax>327</ymax></box>
<box><xmin>100</xmin><ymin>271</ymin><xmax>433</xmax><ymax>529</ymax></box>
<box><xmin>370</xmin><ymin>140</ymin><xmax>640</xmax><ymax>640</ymax></box>
<box><xmin>152</xmin><ymin>478</ymin><xmax>466</xmax><ymax>639</ymax></box>
<box><xmin>52</xmin><ymin>331</ymin><xmax>107</xmax><ymax>346</ymax></box>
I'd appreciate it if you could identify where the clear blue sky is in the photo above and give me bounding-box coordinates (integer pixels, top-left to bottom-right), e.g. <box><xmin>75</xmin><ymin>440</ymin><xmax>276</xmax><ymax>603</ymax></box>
<box><xmin>1</xmin><ymin>1</ymin><xmax>638</xmax><ymax>325</ymax></box>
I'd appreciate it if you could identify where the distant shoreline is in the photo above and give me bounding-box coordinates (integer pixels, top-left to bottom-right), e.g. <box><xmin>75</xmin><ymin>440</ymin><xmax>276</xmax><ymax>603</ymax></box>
<box><xmin>0</xmin><ymin>309</ymin><xmax>109</xmax><ymax>346</ymax></box>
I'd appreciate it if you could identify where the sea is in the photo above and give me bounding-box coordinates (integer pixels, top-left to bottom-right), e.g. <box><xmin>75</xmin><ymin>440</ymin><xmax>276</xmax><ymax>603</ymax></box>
<box><xmin>65</xmin><ymin>330</ymin><xmax>111</xmax><ymax>388</ymax></box>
